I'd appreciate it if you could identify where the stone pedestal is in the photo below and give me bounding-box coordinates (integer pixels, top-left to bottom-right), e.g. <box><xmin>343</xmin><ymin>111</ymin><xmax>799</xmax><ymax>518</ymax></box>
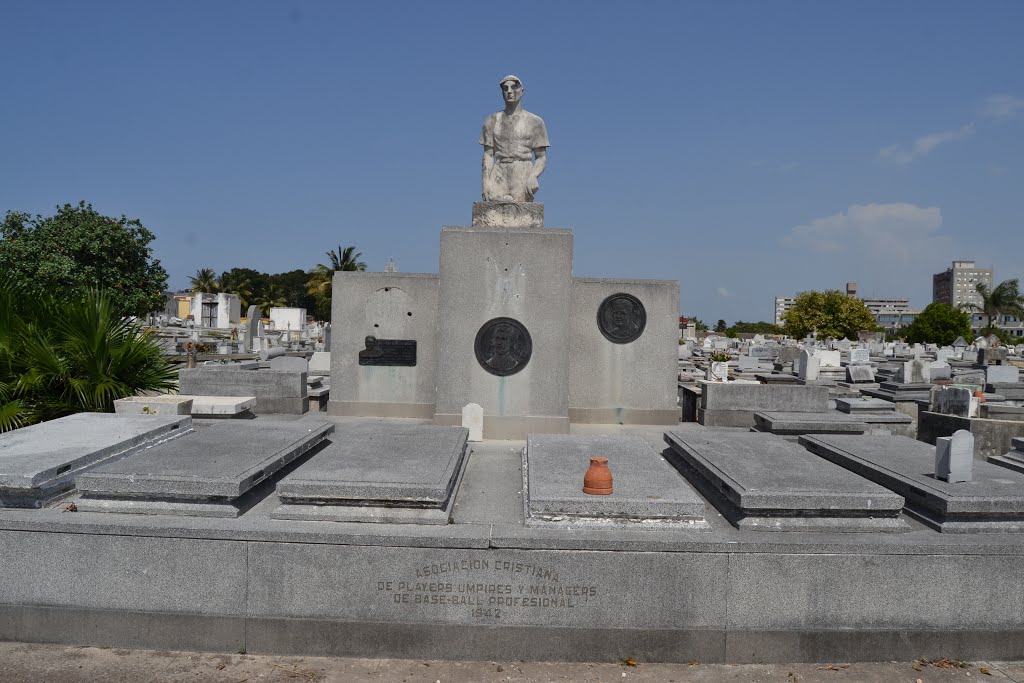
<box><xmin>471</xmin><ymin>201</ymin><xmax>544</xmax><ymax>229</ymax></box>
<box><xmin>433</xmin><ymin>224</ymin><xmax>573</xmax><ymax>439</ymax></box>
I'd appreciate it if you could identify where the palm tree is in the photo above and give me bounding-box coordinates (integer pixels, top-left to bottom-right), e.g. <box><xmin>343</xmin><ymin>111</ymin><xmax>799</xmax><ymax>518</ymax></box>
<box><xmin>256</xmin><ymin>283</ymin><xmax>287</xmax><ymax>317</ymax></box>
<box><xmin>188</xmin><ymin>268</ymin><xmax>218</xmax><ymax>294</ymax></box>
<box><xmin>217</xmin><ymin>270</ymin><xmax>253</xmax><ymax>309</ymax></box>
<box><xmin>326</xmin><ymin>245</ymin><xmax>367</xmax><ymax>272</ymax></box>
<box><xmin>964</xmin><ymin>279</ymin><xmax>1024</xmax><ymax>336</ymax></box>
<box><xmin>306</xmin><ymin>264</ymin><xmax>334</xmax><ymax>300</ymax></box>
<box><xmin>0</xmin><ymin>278</ymin><xmax>178</xmax><ymax>431</ymax></box>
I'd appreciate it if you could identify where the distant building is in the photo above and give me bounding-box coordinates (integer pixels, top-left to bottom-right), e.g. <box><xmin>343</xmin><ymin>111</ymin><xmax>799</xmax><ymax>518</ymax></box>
<box><xmin>933</xmin><ymin>260</ymin><xmax>992</xmax><ymax>309</ymax></box>
<box><xmin>774</xmin><ymin>296</ymin><xmax>796</xmax><ymax>326</ymax></box>
<box><xmin>860</xmin><ymin>297</ymin><xmax>911</xmax><ymax>317</ymax></box>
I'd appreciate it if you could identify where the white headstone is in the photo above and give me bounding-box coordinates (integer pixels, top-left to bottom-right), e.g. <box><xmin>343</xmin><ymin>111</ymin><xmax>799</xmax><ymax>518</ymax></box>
<box><xmin>987</xmin><ymin>366</ymin><xmax>1020</xmax><ymax>384</ymax></box>
<box><xmin>817</xmin><ymin>350</ymin><xmax>841</xmax><ymax>368</ymax></box>
<box><xmin>798</xmin><ymin>351</ymin><xmax>820</xmax><ymax>381</ymax></box>
<box><xmin>935</xmin><ymin>430</ymin><xmax>973</xmax><ymax>483</ymax></box>
<box><xmin>849</xmin><ymin>348</ymin><xmax>870</xmax><ymax>365</ymax></box>
<box><xmin>462</xmin><ymin>403</ymin><xmax>483</xmax><ymax>442</ymax></box>
<box><xmin>846</xmin><ymin>365</ymin><xmax>875</xmax><ymax>383</ymax></box>
<box><xmin>899</xmin><ymin>359</ymin><xmax>926</xmax><ymax>384</ymax></box>
<box><xmin>933</xmin><ymin>386</ymin><xmax>976</xmax><ymax>418</ymax></box>
<box><xmin>737</xmin><ymin>355</ymin><xmax>759</xmax><ymax>371</ymax></box>
<box><xmin>923</xmin><ymin>361</ymin><xmax>951</xmax><ymax>382</ymax></box>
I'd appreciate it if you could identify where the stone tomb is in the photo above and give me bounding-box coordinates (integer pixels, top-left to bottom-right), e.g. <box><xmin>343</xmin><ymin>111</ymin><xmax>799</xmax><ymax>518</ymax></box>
<box><xmin>835</xmin><ymin>397</ymin><xmax>896</xmax><ymax>414</ymax></box>
<box><xmin>800</xmin><ymin>434</ymin><xmax>1024</xmax><ymax>533</ymax></box>
<box><xmin>75</xmin><ymin>421</ymin><xmax>333</xmax><ymax>517</ymax></box>
<box><xmin>0</xmin><ymin>413</ymin><xmax>192</xmax><ymax>508</ymax></box>
<box><xmin>329</xmin><ymin>205</ymin><xmax>679</xmax><ymax>439</ymax></box>
<box><xmin>273</xmin><ymin>422</ymin><xmax>470</xmax><ymax>525</ymax></box>
<box><xmin>522</xmin><ymin>434</ymin><xmax>707</xmax><ymax>529</ymax></box>
<box><xmin>753</xmin><ymin>410</ymin><xmax>913</xmax><ymax>437</ymax></box>
<box><xmin>663</xmin><ymin>430</ymin><xmax>906</xmax><ymax>532</ymax></box>
<box><xmin>989</xmin><ymin>437</ymin><xmax>1024</xmax><ymax>474</ymax></box>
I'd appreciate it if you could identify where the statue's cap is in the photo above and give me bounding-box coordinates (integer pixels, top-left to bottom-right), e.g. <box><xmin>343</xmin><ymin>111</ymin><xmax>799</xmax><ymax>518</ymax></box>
<box><xmin>499</xmin><ymin>74</ymin><xmax>523</xmax><ymax>88</ymax></box>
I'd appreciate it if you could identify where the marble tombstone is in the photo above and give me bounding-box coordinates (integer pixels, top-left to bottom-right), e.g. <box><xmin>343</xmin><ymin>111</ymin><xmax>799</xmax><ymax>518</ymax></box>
<box><xmin>329</xmin><ymin>77</ymin><xmax>679</xmax><ymax>439</ymax></box>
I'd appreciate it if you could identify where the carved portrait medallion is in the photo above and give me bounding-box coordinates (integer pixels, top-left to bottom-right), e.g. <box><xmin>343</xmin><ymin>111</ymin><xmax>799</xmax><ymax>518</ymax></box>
<box><xmin>474</xmin><ymin>317</ymin><xmax>532</xmax><ymax>376</ymax></box>
<box><xmin>597</xmin><ymin>293</ymin><xmax>646</xmax><ymax>344</ymax></box>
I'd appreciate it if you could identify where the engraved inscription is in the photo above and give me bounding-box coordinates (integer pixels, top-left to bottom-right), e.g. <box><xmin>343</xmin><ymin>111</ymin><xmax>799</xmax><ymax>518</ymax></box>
<box><xmin>474</xmin><ymin>318</ymin><xmax>532</xmax><ymax>377</ymax></box>
<box><xmin>597</xmin><ymin>293</ymin><xmax>646</xmax><ymax>344</ymax></box>
<box><xmin>376</xmin><ymin>558</ymin><xmax>599</xmax><ymax>622</ymax></box>
<box><xmin>358</xmin><ymin>336</ymin><xmax>417</xmax><ymax>366</ymax></box>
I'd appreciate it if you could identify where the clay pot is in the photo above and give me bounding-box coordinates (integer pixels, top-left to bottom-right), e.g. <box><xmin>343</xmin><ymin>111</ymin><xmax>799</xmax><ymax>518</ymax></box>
<box><xmin>974</xmin><ymin>389</ymin><xmax>987</xmax><ymax>403</ymax></box>
<box><xmin>583</xmin><ymin>457</ymin><xmax>613</xmax><ymax>495</ymax></box>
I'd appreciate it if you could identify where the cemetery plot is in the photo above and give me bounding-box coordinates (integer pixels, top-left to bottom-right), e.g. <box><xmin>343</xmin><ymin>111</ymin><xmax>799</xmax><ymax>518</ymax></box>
<box><xmin>273</xmin><ymin>422</ymin><xmax>469</xmax><ymax>525</ymax></box>
<box><xmin>76</xmin><ymin>421</ymin><xmax>333</xmax><ymax>517</ymax></box>
<box><xmin>0</xmin><ymin>413</ymin><xmax>192</xmax><ymax>508</ymax></box>
<box><xmin>835</xmin><ymin>397</ymin><xmax>895</xmax><ymax>413</ymax></box>
<box><xmin>800</xmin><ymin>434</ymin><xmax>1024</xmax><ymax>533</ymax></box>
<box><xmin>663</xmin><ymin>430</ymin><xmax>906</xmax><ymax>532</ymax></box>
<box><xmin>754</xmin><ymin>410</ymin><xmax>913</xmax><ymax>437</ymax></box>
<box><xmin>988</xmin><ymin>437</ymin><xmax>1024</xmax><ymax>475</ymax></box>
<box><xmin>522</xmin><ymin>434</ymin><xmax>707</xmax><ymax>529</ymax></box>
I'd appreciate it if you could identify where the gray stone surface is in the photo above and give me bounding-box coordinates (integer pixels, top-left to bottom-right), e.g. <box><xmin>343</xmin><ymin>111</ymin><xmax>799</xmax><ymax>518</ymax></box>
<box><xmin>835</xmin><ymin>397</ymin><xmax>894</xmax><ymax>413</ymax></box>
<box><xmin>846</xmin><ymin>364</ymin><xmax>875</xmax><ymax>383</ymax></box>
<box><xmin>472</xmin><ymin>201</ymin><xmax>544</xmax><ymax>229</ymax></box>
<box><xmin>113</xmin><ymin>396</ymin><xmax>193</xmax><ymax>415</ymax></box>
<box><xmin>663</xmin><ymin>430</ymin><xmax>906</xmax><ymax>532</ymax></box>
<box><xmin>987</xmin><ymin>365</ymin><xmax>1020</xmax><ymax>384</ymax></box>
<box><xmin>567</xmin><ymin>279</ymin><xmax>679</xmax><ymax>425</ymax></box>
<box><xmin>935</xmin><ymin>430</ymin><xmax>973</xmax><ymax>482</ymax></box>
<box><xmin>987</xmin><ymin>382</ymin><xmax>1024</xmax><ymax>399</ymax></box>
<box><xmin>981</xmin><ymin>403</ymin><xmax>1024</xmax><ymax>420</ymax></box>
<box><xmin>328</xmin><ymin>272</ymin><xmax>439</xmax><ymax>420</ymax></box>
<box><xmin>435</xmin><ymin>226</ymin><xmax>572</xmax><ymax>438</ymax></box>
<box><xmin>76</xmin><ymin>421</ymin><xmax>333</xmax><ymax>517</ymax></box>
<box><xmin>523</xmin><ymin>434</ymin><xmax>706</xmax><ymax>528</ymax></box>
<box><xmin>274</xmin><ymin>422</ymin><xmax>469</xmax><ymax>524</ymax></box>
<box><xmin>918</xmin><ymin>411</ymin><xmax>1024</xmax><ymax>460</ymax></box>
<box><xmin>801</xmin><ymin>434</ymin><xmax>1024</xmax><ymax>532</ymax></box>
<box><xmin>697</xmin><ymin>383</ymin><xmax>829</xmax><ymax>428</ymax></box>
<box><xmin>0</xmin><ymin>413</ymin><xmax>191</xmax><ymax>508</ymax></box>
<box><xmin>753</xmin><ymin>411</ymin><xmax>867</xmax><ymax>435</ymax></box>
<box><xmin>178</xmin><ymin>368</ymin><xmax>307</xmax><ymax>415</ymax></box>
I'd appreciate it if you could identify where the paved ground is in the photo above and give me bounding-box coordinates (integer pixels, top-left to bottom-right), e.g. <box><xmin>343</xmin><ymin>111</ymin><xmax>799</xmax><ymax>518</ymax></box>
<box><xmin>2</xmin><ymin>643</ymin><xmax>1023</xmax><ymax>683</ymax></box>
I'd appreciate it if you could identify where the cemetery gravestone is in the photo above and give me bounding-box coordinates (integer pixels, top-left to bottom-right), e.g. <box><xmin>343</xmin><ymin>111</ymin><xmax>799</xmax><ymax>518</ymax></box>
<box><xmin>935</xmin><ymin>430</ymin><xmax>973</xmax><ymax>483</ymax></box>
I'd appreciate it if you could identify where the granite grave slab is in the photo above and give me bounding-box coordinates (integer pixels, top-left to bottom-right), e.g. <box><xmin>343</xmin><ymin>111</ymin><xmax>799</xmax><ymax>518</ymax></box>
<box><xmin>273</xmin><ymin>422</ymin><xmax>470</xmax><ymax>525</ymax></box>
<box><xmin>0</xmin><ymin>413</ymin><xmax>191</xmax><ymax>508</ymax></box>
<box><xmin>800</xmin><ymin>434</ymin><xmax>1024</xmax><ymax>533</ymax></box>
<box><xmin>76</xmin><ymin>421</ymin><xmax>333</xmax><ymax>517</ymax></box>
<box><xmin>522</xmin><ymin>434</ymin><xmax>707</xmax><ymax>529</ymax></box>
<box><xmin>989</xmin><ymin>437</ymin><xmax>1024</xmax><ymax>474</ymax></box>
<box><xmin>753</xmin><ymin>411</ymin><xmax>867</xmax><ymax>436</ymax></box>
<box><xmin>835</xmin><ymin>397</ymin><xmax>895</xmax><ymax>414</ymax></box>
<box><xmin>663</xmin><ymin>430</ymin><xmax>906</xmax><ymax>532</ymax></box>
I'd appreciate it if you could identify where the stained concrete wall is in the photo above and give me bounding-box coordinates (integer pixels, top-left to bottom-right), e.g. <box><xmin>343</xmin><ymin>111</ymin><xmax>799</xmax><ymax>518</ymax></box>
<box><xmin>434</xmin><ymin>226</ymin><xmax>572</xmax><ymax>438</ymax></box>
<box><xmin>568</xmin><ymin>278</ymin><xmax>679</xmax><ymax>424</ymax></box>
<box><xmin>178</xmin><ymin>368</ymin><xmax>307</xmax><ymax>414</ymax></box>
<box><xmin>328</xmin><ymin>272</ymin><xmax>439</xmax><ymax>419</ymax></box>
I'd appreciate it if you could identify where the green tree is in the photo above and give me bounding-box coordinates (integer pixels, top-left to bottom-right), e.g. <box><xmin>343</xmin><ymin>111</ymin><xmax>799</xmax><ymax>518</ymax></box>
<box><xmin>217</xmin><ymin>270</ymin><xmax>253</xmax><ymax>309</ymax></box>
<box><xmin>729</xmin><ymin>320</ymin><xmax>785</xmax><ymax>335</ymax></box>
<box><xmin>306</xmin><ymin>245</ymin><xmax>368</xmax><ymax>322</ymax></box>
<box><xmin>782</xmin><ymin>290</ymin><xmax>878</xmax><ymax>340</ymax></box>
<box><xmin>256</xmin><ymin>283</ymin><xmax>287</xmax><ymax>316</ymax></box>
<box><xmin>904</xmin><ymin>303</ymin><xmax>973</xmax><ymax>346</ymax></box>
<box><xmin>963</xmin><ymin>279</ymin><xmax>1024</xmax><ymax>337</ymax></box>
<box><xmin>0</xmin><ymin>278</ymin><xmax>177</xmax><ymax>432</ymax></box>
<box><xmin>714</xmin><ymin>319</ymin><xmax>727</xmax><ymax>333</ymax></box>
<box><xmin>0</xmin><ymin>202</ymin><xmax>169</xmax><ymax>317</ymax></box>
<box><xmin>189</xmin><ymin>267</ymin><xmax>218</xmax><ymax>294</ymax></box>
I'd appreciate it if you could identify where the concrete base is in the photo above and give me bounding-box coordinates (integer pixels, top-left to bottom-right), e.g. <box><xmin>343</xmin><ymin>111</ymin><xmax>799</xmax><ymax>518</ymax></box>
<box><xmin>434</xmin><ymin>413</ymin><xmax>569</xmax><ymax>440</ymax></box>
<box><xmin>328</xmin><ymin>400</ymin><xmax>436</xmax><ymax>419</ymax></box>
<box><xmin>567</xmin><ymin>407</ymin><xmax>679</xmax><ymax>425</ymax></box>
<box><xmin>918</xmin><ymin>411</ymin><xmax>1024</xmax><ymax>460</ymax></box>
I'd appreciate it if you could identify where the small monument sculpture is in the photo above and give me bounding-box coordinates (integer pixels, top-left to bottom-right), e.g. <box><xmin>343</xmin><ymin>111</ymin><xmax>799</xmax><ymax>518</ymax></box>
<box><xmin>474</xmin><ymin>75</ymin><xmax>550</xmax><ymax>229</ymax></box>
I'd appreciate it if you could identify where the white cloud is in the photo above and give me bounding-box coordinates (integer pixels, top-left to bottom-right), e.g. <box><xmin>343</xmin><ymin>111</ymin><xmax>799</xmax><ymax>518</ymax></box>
<box><xmin>878</xmin><ymin>124</ymin><xmax>975</xmax><ymax>165</ymax></box>
<box><xmin>716</xmin><ymin>287</ymin><xmax>731</xmax><ymax>297</ymax></box>
<box><xmin>783</xmin><ymin>203</ymin><xmax>945</xmax><ymax>261</ymax></box>
<box><xmin>980</xmin><ymin>94</ymin><xmax>1024</xmax><ymax>120</ymax></box>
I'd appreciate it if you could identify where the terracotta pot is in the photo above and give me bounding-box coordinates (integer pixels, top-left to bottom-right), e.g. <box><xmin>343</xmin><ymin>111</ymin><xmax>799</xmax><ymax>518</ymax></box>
<box><xmin>583</xmin><ymin>457</ymin><xmax>613</xmax><ymax>495</ymax></box>
<box><xmin>974</xmin><ymin>389</ymin><xmax>987</xmax><ymax>403</ymax></box>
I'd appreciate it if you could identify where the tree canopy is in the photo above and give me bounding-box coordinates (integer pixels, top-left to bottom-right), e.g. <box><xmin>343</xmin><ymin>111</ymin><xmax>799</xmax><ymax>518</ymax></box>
<box><xmin>0</xmin><ymin>202</ymin><xmax>168</xmax><ymax>317</ymax></box>
<box><xmin>781</xmin><ymin>290</ymin><xmax>878</xmax><ymax>340</ymax></box>
<box><xmin>964</xmin><ymin>279</ymin><xmax>1024</xmax><ymax>335</ymax></box>
<box><xmin>904</xmin><ymin>303</ymin><xmax>973</xmax><ymax>346</ymax></box>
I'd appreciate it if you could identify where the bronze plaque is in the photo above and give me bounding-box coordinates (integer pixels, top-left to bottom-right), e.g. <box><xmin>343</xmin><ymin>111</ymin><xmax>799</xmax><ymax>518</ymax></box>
<box><xmin>474</xmin><ymin>317</ymin><xmax>532</xmax><ymax>377</ymax></box>
<box><xmin>358</xmin><ymin>336</ymin><xmax>416</xmax><ymax>366</ymax></box>
<box><xmin>597</xmin><ymin>293</ymin><xmax>646</xmax><ymax>344</ymax></box>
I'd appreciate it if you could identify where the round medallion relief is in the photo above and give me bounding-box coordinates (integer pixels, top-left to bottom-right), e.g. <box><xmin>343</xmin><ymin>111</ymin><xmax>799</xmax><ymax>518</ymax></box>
<box><xmin>597</xmin><ymin>293</ymin><xmax>646</xmax><ymax>344</ymax></box>
<box><xmin>474</xmin><ymin>317</ymin><xmax>533</xmax><ymax>377</ymax></box>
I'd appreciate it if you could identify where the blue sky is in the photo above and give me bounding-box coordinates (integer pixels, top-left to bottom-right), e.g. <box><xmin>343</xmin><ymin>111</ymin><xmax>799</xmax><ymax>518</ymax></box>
<box><xmin>2</xmin><ymin>1</ymin><xmax>1021</xmax><ymax>324</ymax></box>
